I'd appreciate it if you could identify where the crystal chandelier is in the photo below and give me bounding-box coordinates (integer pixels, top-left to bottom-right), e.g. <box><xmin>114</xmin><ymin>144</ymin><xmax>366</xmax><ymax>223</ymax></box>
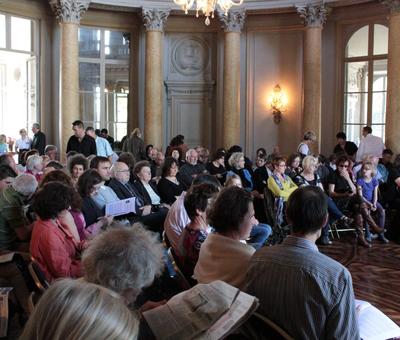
<box><xmin>173</xmin><ymin>0</ymin><xmax>244</xmax><ymax>25</ymax></box>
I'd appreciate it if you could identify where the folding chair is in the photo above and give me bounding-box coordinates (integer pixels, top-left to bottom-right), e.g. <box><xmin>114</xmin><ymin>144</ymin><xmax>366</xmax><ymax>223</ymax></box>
<box><xmin>28</xmin><ymin>260</ymin><xmax>49</xmax><ymax>294</ymax></box>
<box><xmin>242</xmin><ymin>312</ymin><xmax>294</xmax><ymax>340</ymax></box>
<box><xmin>166</xmin><ymin>248</ymin><xmax>192</xmax><ymax>291</ymax></box>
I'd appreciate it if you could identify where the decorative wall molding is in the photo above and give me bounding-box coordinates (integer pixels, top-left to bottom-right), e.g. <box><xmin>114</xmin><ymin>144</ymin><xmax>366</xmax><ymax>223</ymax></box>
<box><xmin>380</xmin><ymin>0</ymin><xmax>400</xmax><ymax>13</ymax></box>
<box><xmin>296</xmin><ymin>4</ymin><xmax>330</xmax><ymax>28</ymax></box>
<box><xmin>164</xmin><ymin>81</ymin><xmax>215</xmax><ymax>105</ymax></box>
<box><xmin>219</xmin><ymin>9</ymin><xmax>246</xmax><ymax>33</ymax></box>
<box><xmin>142</xmin><ymin>8</ymin><xmax>170</xmax><ymax>32</ymax></box>
<box><xmin>49</xmin><ymin>0</ymin><xmax>91</xmax><ymax>24</ymax></box>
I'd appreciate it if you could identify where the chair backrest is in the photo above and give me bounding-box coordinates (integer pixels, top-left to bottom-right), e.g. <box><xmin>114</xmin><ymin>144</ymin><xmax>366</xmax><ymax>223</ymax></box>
<box><xmin>242</xmin><ymin>312</ymin><xmax>294</xmax><ymax>340</ymax></box>
<box><xmin>28</xmin><ymin>260</ymin><xmax>49</xmax><ymax>293</ymax></box>
<box><xmin>167</xmin><ymin>248</ymin><xmax>191</xmax><ymax>291</ymax></box>
<box><xmin>162</xmin><ymin>230</ymin><xmax>171</xmax><ymax>249</ymax></box>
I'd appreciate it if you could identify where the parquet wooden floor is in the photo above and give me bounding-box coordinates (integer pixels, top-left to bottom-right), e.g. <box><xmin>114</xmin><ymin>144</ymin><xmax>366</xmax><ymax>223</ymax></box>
<box><xmin>320</xmin><ymin>234</ymin><xmax>400</xmax><ymax>326</ymax></box>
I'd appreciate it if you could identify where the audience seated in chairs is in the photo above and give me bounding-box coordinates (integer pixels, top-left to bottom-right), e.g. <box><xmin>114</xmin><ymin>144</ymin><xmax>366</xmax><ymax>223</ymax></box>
<box><xmin>30</xmin><ymin>182</ymin><xmax>84</xmax><ymax>282</ymax></box>
<box><xmin>157</xmin><ymin>157</ymin><xmax>185</xmax><ymax>205</ymax></box>
<box><xmin>177</xmin><ymin>149</ymin><xmax>206</xmax><ymax>190</ymax></box>
<box><xmin>67</xmin><ymin>153</ymin><xmax>88</xmax><ymax>186</ymax></box>
<box><xmin>82</xmin><ymin>225</ymin><xmax>164</xmax><ymax>309</ymax></box>
<box><xmin>20</xmin><ymin>279</ymin><xmax>139</xmax><ymax>340</ymax></box>
<box><xmin>0</xmin><ymin>173</ymin><xmax>37</xmax><ymax>252</ymax></box>
<box><xmin>194</xmin><ymin>186</ymin><xmax>257</xmax><ymax>289</ymax></box>
<box><xmin>246</xmin><ymin>186</ymin><xmax>359</xmax><ymax>340</ymax></box>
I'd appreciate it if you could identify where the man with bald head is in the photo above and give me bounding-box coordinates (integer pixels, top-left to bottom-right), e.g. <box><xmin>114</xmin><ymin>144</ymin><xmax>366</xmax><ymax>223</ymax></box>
<box><xmin>177</xmin><ymin>149</ymin><xmax>207</xmax><ymax>189</ymax></box>
<box><xmin>107</xmin><ymin>162</ymin><xmax>167</xmax><ymax>232</ymax></box>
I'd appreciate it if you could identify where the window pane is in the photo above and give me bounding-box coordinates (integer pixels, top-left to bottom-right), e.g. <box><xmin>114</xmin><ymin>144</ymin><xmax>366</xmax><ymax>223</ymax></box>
<box><xmin>371</xmin><ymin>124</ymin><xmax>385</xmax><ymax>140</ymax></box>
<box><xmin>374</xmin><ymin>24</ymin><xmax>388</xmax><ymax>55</ymax></box>
<box><xmin>373</xmin><ymin>60</ymin><xmax>387</xmax><ymax>92</ymax></box>
<box><xmin>114</xmin><ymin>122</ymin><xmax>127</xmax><ymax>142</ymax></box>
<box><xmin>79</xmin><ymin>62</ymin><xmax>101</xmax><ymax>125</ymax></box>
<box><xmin>345</xmin><ymin>125</ymin><xmax>363</xmax><ymax>146</ymax></box>
<box><xmin>104</xmin><ymin>31</ymin><xmax>129</xmax><ymax>60</ymax></box>
<box><xmin>0</xmin><ymin>15</ymin><xmax>5</xmax><ymax>48</ymax></box>
<box><xmin>11</xmin><ymin>17</ymin><xmax>31</xmax><ymax>51</ymax></box>
<box><xmin>372</xmin><ymin>92</ymin><xmax>386</xmax><ymax>124</ymax></box>
<box><xmin>79</xmin><ymin>27</ymin><xmax>101</xmax><ymax>59</ymax></box>
<box><xmin>345</xmin><ymin>61</ymin><xmax>368</xmax><ymax>93</ymax></box>
<box><xmin>346</xmin><ymin>26</ymin><xmax>369</xmax><ymax>58</ymax></box>
<box><xmin>345</xmin><ymin>93</ymin><xmax>368</xmax><ymax>125</ymax></box>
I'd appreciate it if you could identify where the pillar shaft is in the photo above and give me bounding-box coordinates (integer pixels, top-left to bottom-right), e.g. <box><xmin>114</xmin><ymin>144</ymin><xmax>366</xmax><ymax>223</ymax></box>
<box><xmin>60</xmin><ymin>22</ymin><xmax>79</xmax><ymax>157</ymax></box>
<box><xmin>386</xmin><ymin>12</ymin><xmax>400</xmax><ymax>154</ymax></box>
<box><xmin>223</xmin><ymin>32</ymin><xmax>241</xmax><ymax>148</ymax></box>
<box><xmin>144</xmin><ymin>30</ymin><xmax>163</xmax><ymax>149</ymax></box>
<box><xmin>303</xmin><ymin>26</ymin><xmax>322</xmax><ymax>152</ymax></box>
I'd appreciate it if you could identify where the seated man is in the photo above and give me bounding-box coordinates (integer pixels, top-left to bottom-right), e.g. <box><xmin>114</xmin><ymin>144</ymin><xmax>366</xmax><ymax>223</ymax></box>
<box><xmin>0</xmin><ymin>173</ymin><xmax>38</xmax><ymax>252</ymax></box>
<box><xmin>246</xmin><ymin>186</ymin><xmax>359</xmax><ymax>339</ymax></box>
<box><xmin>177</xmin><ymin>149</ymin><xmax>207</xmax><ymax>189</ymax></box>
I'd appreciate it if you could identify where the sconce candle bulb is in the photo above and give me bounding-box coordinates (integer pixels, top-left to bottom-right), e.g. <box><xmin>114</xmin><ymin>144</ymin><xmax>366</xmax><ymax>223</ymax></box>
<box><xmin>268</xmin><ymin>84</ymin><xmax>288</xmax><ymax>124</ymax></box>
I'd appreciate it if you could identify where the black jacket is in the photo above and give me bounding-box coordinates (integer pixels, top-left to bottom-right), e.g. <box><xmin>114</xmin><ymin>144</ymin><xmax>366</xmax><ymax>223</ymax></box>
<box><xmin>132</xmin><ymin>180</ymin><xmax>161</xmax><ymax>206</ymax></box>
<box><xmin>31</xmin><ymin>131</ymin><xmax>46</xmax><ymax>155</ymax></box>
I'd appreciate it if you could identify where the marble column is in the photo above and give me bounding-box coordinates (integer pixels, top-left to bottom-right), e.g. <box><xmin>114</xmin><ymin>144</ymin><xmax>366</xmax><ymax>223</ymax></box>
<box><xmin>381</xmin><ymin>0</ymin><xmax>400</xmax><ymax>154</ymax></box>
<box><xmin>219</xmin><ymin>10</ymin><xmax>245</xmax><ymax>149</ymax></box>
<box><xmin>142</xmin><ymin>8</ymin><xmax>170</xmax><ymax>150</ymax></box>
<box><xmin>49</xmin><ymin>0</ymin><xmax>90</xmax><ymax>158</ymax></box>
<box><xmin>297</xmin><ymin>4</ymin><xmax>329</xmax><ymax>153</ymax></box>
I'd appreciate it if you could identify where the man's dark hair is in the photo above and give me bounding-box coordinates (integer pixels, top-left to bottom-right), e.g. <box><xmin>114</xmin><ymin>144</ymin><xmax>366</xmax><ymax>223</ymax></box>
<box><xmin>32</xmin><ymin>182</ymin><xmax>74</xmax><ymax>220</ymax></box>
<box><xmin>336</xmin><ymin>155</ymin><xmax>349</xmax><ymax>166</ymax></box>
<box><xmin>363</xmin><ymin>126</ymin><xmax>372</xmax><ymax>134</ymax></box>
<box><xmin>383</xmin><ymin>149</ymin><xmax>393</xmax><ymax>156</ymax></box>
<box><xmin>184</xmin><ymin>183</ymin><xmax>219</xmax><ymax>220</ymax></box>
<box><xmin>101</xmin><ymin>128</ymin><xmax>108</xmax><ymax>134</ymax></box>
<box><xmin>45</xmin><ymin>161</ymin><xmax>64</xmax><ymax>170</ymax></box>
<box><xmin>192</xmin><ymin>174</ymin><xmax>221</xmax><ymax>190</ymax></box>
<box><xmin>208</xmin><ymin>186</ymin><xmax>253</xmax><ymax>233</ymax></box>
<box><xmin>286</xmin><ymin>186</ymin><xmax>328</xmax><ymax>234</ymax></box>
<box><xmin>85</xmin><ymin>126</ymin><xmax>95</xmax><ymax>133</ymax></box>
<box><xmin>95</xmin><ymin>129</ymin><xmax>101</xmax><ymax>136</ymax></box>
<box><xmin>162</xmin><ymin>157</ymin><xmax>179</xmax><ymax>177</ymax></box>
<box><xmin>336</xmin><ymin>132</ymin><xmax>346</xmax><ymax>140</ymax></box>
<box><xmin>90</xmin><ymin>156</ymin><xmax>110</xmax><ymax>169</ymax></box>
<box><xmin>77</xmin><ymin>169</ymin><xmax>103</xmax><ymax>197</ymax></box>
<box><xmin>228</xmin><ymin>145</ymin><xmax>242</xmax><ymax>153</ymax></box>
<box><xmin>0</xmin><ymin>165</ymin><xmax>17</xmax><ymax>180</ymax></box>
<box><xmin>72</xmin><ymin>120</ymin><xmax>84</xmax><ymax>128</ymax></box>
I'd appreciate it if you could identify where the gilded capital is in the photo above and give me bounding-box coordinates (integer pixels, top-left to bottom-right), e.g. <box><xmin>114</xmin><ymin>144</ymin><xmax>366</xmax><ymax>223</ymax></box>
<box><xmin>380</xmin><ymin>0</ymin><xmax>400</xmax><ymax>13</ymax></box>
<box><xmin>49</xmin><ymin>0</ymin><xmax>91</xmax><ymax>24</ymax></box>
<box><xmin>219</xmin><ymin>9</ymin><xmax>246</xmax><ymax>33</ymax></box>
<box><xmin>296</xmin><ymin>4</ymin><xmax>330</xmax><ymax>28</ymax></box>
<box><xmin>142</xmin><ymin>8</ymin><xmax>170</xmax><ymax>32</ymax></box>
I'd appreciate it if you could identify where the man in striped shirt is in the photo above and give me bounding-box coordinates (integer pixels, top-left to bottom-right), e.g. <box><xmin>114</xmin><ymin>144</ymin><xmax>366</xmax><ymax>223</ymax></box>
<box><xmin>246</xmin><ymin>186</ymin><xmax>360</xmax><ymax>339</ymax></box>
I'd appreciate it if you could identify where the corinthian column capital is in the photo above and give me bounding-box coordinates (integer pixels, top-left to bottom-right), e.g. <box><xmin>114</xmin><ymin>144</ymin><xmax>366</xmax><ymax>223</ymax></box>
<box><xmin>296</xmin><ymin>4</ymin><xmax>330</xmax><ymax>28</ymax></box>
<box><xmin>49</xmin><ymin>0</ymin><xmax>91</xmax><ymax>24</ymax></box>
<box><xmin>219</xmin><ymin>9</ymin><xmax>246</xmax><ymax>33</ymax></box>
<box><xmin>380</xmin><ymin>0</ymin><xmax>400</xmax><ymax>13</ymax></box>
<box><xmin>142</xmin><ymin>8</ymin><xmax>170</xmax><ymax>32</ymax></box>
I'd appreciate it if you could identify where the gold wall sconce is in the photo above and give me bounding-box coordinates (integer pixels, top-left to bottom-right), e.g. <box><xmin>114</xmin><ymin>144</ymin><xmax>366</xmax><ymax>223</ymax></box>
<box><xmin>268</xmin><ymin>84</ymin><xmax>288</xmax><ymax>124</ymax></box>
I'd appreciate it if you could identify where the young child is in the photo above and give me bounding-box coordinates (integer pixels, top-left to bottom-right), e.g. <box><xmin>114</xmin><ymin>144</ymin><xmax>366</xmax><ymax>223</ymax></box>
<box><xmin>356</xmin><ymin>162</ymin><xmax>388</xmax><ymax>244</ymax></box>
<box><xmin>0</xmin><ymin>134</ymin><xmax>8</xmax><ymax>155</ymax></box>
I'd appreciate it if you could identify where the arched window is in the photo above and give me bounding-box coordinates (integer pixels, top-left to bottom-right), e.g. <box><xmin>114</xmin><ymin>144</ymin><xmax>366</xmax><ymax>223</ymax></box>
<box><xmin>343</xmin><ymin>24</ymin><xmax>388</xmax><ymax>144</ymax></box>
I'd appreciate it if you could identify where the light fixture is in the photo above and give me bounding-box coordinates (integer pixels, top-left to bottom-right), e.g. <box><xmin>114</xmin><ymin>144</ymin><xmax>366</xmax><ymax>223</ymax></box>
<box><xmin>173</xmin><ymin>0</ymin><xmax>244</xmax><ymax>26</ymax></box>
<box><xmin>268</xmin><ymin>84</ymin><xmax>288</xmax><ymax>124</ymax></box>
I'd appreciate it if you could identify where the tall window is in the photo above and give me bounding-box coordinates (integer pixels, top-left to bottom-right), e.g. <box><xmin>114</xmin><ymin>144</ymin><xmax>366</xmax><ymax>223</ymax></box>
<box><xmin>344</xmin><ymin>24</ymin><xmax>388</xmax><ymax>144</ymax></box>
<box><xmin>78</xmin><ymin>27</ymin><xmax>129</xmax><ymax>141</ymax></box>
<box><xmin>0</xmin><ymin>13</ymin><xmax>38</xmax><ymax>138</ymax></box>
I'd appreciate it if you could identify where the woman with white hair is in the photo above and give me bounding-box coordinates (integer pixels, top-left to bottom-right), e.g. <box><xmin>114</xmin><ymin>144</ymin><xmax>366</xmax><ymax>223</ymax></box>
<box><xmin>25</xmin><ymin>154</ymin><xmax>43</xmax><ymax>182</ymax></box>
<box><xmin>82</xmin><ymin>225</ymin><xmax>164</xmax><ymax>306</ymax></box>
<box><xmin>20</xmin><ymin>279</ymin><xmax>139</xmax><ymax>340</ymax></box>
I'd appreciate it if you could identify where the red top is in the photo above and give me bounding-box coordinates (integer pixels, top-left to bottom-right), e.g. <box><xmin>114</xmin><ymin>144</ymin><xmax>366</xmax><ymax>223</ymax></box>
<box><xmin>30</xmin><ymin>218</ymin><xmax>82</xmax><ymax>282</ymax></box>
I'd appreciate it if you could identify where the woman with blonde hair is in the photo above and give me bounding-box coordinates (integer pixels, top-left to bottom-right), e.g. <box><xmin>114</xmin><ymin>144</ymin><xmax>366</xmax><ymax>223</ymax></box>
<box><xmin>20</xmin><ymin>279</ymin><xmax>139</xmax><ymax>340</ymax></box>
<box><xmin>122</xmin><ymin>128</ymin><xmax>146</xmax><ymax>161</ymax></box>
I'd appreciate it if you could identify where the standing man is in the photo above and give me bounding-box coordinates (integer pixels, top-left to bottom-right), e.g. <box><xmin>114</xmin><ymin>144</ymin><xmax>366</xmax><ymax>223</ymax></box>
<box><xmin>333</xmin><ymin>131</ymin><xmax>358</xmax><ymax>159</ymax></box>
<box><xmin>246</xmin><ymin>186</ymin><xmax>359</xmax><ymax>339</ymax></box>
<box><xmin>85</xmin><ymin>127</ymin><xmax>113</xmax><ymax>161</ymax></box>
<box><xmin>356</xmin><ymin>126</ymin><xmax>385</xmax><ymax>163</ymax></box>
<box><xmin>66</xmin><ymin>120</ymin><xmax>97</xmax><ymax>157</ymax></box>
<box><xmin>31</xmin><ymin>123</ymin><xmax>46</xmax><ymax>155</ymax></box>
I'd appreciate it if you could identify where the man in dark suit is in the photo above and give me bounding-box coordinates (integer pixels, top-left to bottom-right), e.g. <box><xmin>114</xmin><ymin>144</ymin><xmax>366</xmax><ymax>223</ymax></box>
<box><xmin>31</xmin><ymin>123</ymin><xmax>46</xmax><ymax>155</ymax></box>
<box><xmin>108</xmin><ymin>162</ymin><xmax>166</xmax><ymax>232</ymax></box>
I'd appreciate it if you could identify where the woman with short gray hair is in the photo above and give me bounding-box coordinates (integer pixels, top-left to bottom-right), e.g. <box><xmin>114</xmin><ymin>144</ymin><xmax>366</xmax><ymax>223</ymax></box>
<box><xmin>82</xmin><ymin>225</ymin><xmax>164</xmax><ymax>305</ymax></box>
<box><xmin>25</xmin><ymin>155</ymin><xmax>43</xmax><ymax>182</ymax></box>
<box><xmin>12</xmin><ymin>173</ymin><xmax>38</xmax><ymax>197</ymax></box>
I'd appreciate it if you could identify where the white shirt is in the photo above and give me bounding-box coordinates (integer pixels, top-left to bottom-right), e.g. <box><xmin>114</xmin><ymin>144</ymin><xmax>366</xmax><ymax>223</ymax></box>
<box><xmin>143</xmin><ymin>182</ymin><xmax>160</xmax><ymax>205</ymax></box>
<box><xmin>356</xmin><ymin>134</ymin><xmax>385</xmax><ymax>163</ymax></box>
<box><xmin>15</xmin><ymin>137</ymin><xmax>31</xmax><ymax>150</ymax></box>
<box><xmin>297</xmin><ymin>142</ymin><xmax>310</xmax><ymax>156</ymax></box>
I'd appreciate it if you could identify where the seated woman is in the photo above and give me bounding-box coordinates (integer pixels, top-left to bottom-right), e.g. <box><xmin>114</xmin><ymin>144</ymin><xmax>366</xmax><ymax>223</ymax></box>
<box><xmin>226</xmin><ymin>152</ymin><xmax>255</xmax><ymax>193</ymax></box>
<box><xmin>30</xmin><ymin>182</ymin><xmax>83</xmax><ymax>281</ymax></box>
<box><xmin>253</xmin><ymin>154</ymin><xmax>270</xmax><ymax>194</ymax></box>
<box><xmin>267</xmin><ymin>156</ymin><xmax>297</xmax><ymax>202</ymax></box>
<box><xmin>68</xmin><ymin>154</ymin><xmax>88</xmax><ymax>186</ymax></box>
<box><xmin>177</xmin><ymin>184</ymin><xmax>219</xmax><ymax>278</ymax></box>
<box><xmin>132</xmin><ymin>161</ymin><xmax>164</xmax><ymax>207</ymax></box>
<box><xmin>356</xmin><ymin>162</ymin><xmax>388</xmax><ymax>243</ymax></box>
<box><xmin>285</xmin><ymin>153</ymin><xmax>302</xmax><ymax>180</ymax></box>
<box><xmin>82</xmin><ymin>225</ymin><xmax>164</xmax><ymax>308</ymax></box>
<box><xmin>77</xmin><ymin>169</ymin><xmax>112</xmax><ymax>236</ymax></box>
<box><xmin>206</xmin><ymin>149</ymin><xmax>226</xmax><ymax>185</ymax></box>
<box><xmin>25</xmin><ymin>155</ymin><xmax>43</xmax><ymax>182</ymax></box>
<box><xmin>194</xmin><ymin>186</ymin><xmax>257</xmax><ymax>289</ymax></box>
<box><xmin>157</xmin><ymin>157</ymin><xmax>185</xmax><ymax>205</ymax></box>
<box><xmin>20</xmin><ymin>279</ymin><xmax>139</xmax><ymax>340</ymax></box>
